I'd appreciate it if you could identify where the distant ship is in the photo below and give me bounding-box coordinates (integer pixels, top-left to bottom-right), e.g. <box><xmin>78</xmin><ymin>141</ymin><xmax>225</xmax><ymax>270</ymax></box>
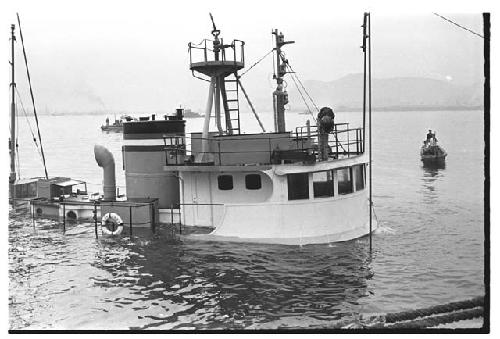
<box><xmin>101</xmin><ymin>115</ymin><xmax>136</xmax><ymax>132</ymax></box>
<box><xmin>182</xmin><ymin>108</ymin><xmax>203</xmax><ymax>118</ymax></box>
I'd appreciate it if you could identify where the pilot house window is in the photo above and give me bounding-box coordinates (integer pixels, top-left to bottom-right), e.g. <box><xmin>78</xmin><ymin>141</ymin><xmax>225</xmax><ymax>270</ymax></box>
<box><xmin>313</xmin><ymin>171</ymin><xmax>334</xmax><ymax>198</ymax></box>
<box><xmin>287</xmin><ymin>173</ymin><xmax>309</xmax><ymax>200</ymax></box>
<box><xmin>353</xmin><ymin>164</ymin><xmax>365</xmax><ymax>191</ymax></box>
<box><xmin>336</xmin><ymin>167</ymin><xmax>353</xmax><ymax>195</ymax></box>
<box><xmin>245</xmin><ymin>174</ymin><xmax>261</xmax><ymax>190</ymax></box>
<box><xmin>218</xmin><ymin>175</ymin><xmax>233</xmax><ymax>190</ymax></box>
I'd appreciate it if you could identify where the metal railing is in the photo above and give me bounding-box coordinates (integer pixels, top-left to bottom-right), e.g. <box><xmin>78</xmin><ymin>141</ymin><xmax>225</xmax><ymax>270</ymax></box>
<box><xmin>188</xmin><ymin>38</ymin><xmax>245</xmax><ymax>68</ymax></box>
<box><xmin>163</xmin><ymin>123</ymin><xmax>364</xmax><ymax>167</ymax></box>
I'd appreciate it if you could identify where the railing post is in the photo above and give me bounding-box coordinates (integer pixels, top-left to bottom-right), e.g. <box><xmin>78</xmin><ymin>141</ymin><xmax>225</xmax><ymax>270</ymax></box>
<box><xmin>151</xmin><ymin>203</ymin><xmax>156</xmax><ymax>234</ymax></box>
<box><xmin>62</xmin><ymin>203</ymin><xmax>66</xmax><ymax>233</ymax></box>
<box><xmin>94</xmin><ymin>201</ymin><xmax>98</xmax><ymax>239</ymax></box>
<box><xmin>171</xmin><ymin>204</ymin><xmax>174</xmax><ymax>225</ymax></box>
<box><xmin>218</xmin><ymin>141</ymin><xmax>222</xmax><ymax>165</ymax></box>
<box><xmin>31</xmin><ymin>203</ymin><xmax>35</xmax><ymax>231</ymax></box>
<box><xmin>268</xmin><ymin>138</ymin><xmax>272</xmax><ymax>163</ymax></box>
<box><xmin>204</xmin><ymin>40</ymin><xmax>207</xmax><ymax>62</ymax></box>
<box><xmin>129</xmin><ymin>205</ymin><xmax>133</xmax><ymax>238</ymax></box>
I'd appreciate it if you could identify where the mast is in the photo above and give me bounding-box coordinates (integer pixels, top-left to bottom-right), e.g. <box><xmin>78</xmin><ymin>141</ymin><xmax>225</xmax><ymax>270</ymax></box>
<box><xmin>9</xmin><ymin>24</ymin><xmax>16</xmax><ymax>184</ymax></box>
<box><xmin>272</xmin><ymin>29</ymin><xmax>294</xmax><ymax>133</ymax></box>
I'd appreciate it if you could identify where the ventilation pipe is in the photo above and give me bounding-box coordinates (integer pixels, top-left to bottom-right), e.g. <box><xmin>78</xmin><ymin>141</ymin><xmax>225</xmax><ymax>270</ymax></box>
<box><xmin>94</xmin><ymin>145</ymin><xmax>116</xmax><ymax>201</ymax></box>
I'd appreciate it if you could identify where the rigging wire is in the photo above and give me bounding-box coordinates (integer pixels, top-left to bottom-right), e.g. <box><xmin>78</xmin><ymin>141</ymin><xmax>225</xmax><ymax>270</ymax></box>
<box><xmin>283</xmin><ymin>62</ymin><xmax>315</xmax><ymax>119</ymax></box>
<box><xmin>17</xmin><ymin>13</ymin><xmax>49</xmax><ymax>179</ymax></box>
<box><xmin>239</xmin><ymin>49</ymin><xmax>274</xmax><ymax>78</ymax></box>
<box><xmin>16</xmin><ymin>87</ymin><xmax>40</xmax><ymax>150</ymax></box>
<box><xmin>280</xmin><ymin>52</ymin><xmax>320</xmax><ymax>112</ymax></box>
<box><xmin>433</xmin><ymin>13</ymin><xmax>484</xmax><ymax>39</ymax></box>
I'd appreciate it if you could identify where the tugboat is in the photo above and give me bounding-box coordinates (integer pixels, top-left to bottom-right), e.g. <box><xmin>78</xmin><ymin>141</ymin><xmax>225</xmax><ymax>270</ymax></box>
<box><xmin>118</xmin><ymin>13</ymin><xmax>377</xmax><ymax>244</ymax></box>
<box><xmin>420</xmin><ymin>130</ymin><xmax>447</xmax><ymax>167</ymax></box>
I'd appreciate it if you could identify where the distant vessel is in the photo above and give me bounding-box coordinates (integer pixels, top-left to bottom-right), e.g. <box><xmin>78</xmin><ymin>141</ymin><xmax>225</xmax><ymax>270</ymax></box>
<box><xmin>183</xmin><ymin>108</ymin><xmax>203</xmax><ymax>118</ymax></box>
<box><xmin>420</xmin><ymin>130</ymin><xmax>447</xmax><ymax>166</ymax></box>
<box><xmin>101</xmin><ymin>115</ymin><xmax>136</xmax><ymax>132</ymax></box>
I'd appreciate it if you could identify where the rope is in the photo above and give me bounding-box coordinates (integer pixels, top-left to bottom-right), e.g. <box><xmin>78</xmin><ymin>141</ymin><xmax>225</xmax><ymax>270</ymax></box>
<box><xmin>285</xmin><ymin>63</ymin><xmax>315</xmax><ymax>119</ymax></box>
<box><xmin>363</xmin><ymin>296</ymin><xmax>484</xmax><ymax>329</ymax></box>
<box><xmin>17</xmin><ymin>13</ymin><xmax>49</xmax><ymax>180</ymax></box>
<box><xmin>16</xmin><ymin>88</ymin><xmax>41</xmax><ymax>151</ymax></box>
<box><xmin>239</xmin><ymin>49</ymin><xmax>274</xmax><ymax>77</ymax></box>
<box><xmin>380</xmin><ymin>307</ymin><xmax>483</xmax><ymax>329</ymax></box>
<box><xmin>433</xmin><ymin>13</ymin><xmax>484</xmax><ymax>39</ymax></box>
<box><xmin>384</xmin><ymin>296</ymin><xmax>483</xmax><ymax>323</ymax></box>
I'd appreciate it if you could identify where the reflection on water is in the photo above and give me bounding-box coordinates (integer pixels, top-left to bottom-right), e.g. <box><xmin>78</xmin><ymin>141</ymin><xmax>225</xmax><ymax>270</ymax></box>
<box><xmin>9</xmin><ymin>211</ymin><xmax>374</xmax><ymax>330</ymax></box>
<box><xmin>420</xmin><ymin>165</ymin><xmax>446</xmax><ymax>204</ymax></box>
<box><xmin>10</xmin><ymin>111</ymin><xmax>485</xmax><ymax>330</ymax></box>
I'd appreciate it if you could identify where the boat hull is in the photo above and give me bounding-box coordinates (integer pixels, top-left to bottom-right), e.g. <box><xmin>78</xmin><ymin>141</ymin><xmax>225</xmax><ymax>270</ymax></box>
<box><xmin>189</xmin><ymin>190</ymin><xmax>376</xmax><ymax>245</ymax></box>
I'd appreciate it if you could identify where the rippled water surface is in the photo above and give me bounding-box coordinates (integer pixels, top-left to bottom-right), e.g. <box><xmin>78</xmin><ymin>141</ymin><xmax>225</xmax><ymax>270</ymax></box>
<box><xmin>9</xmin><ymin>110</ymin><xmax>485</xmax><ymax>330</ymax></box>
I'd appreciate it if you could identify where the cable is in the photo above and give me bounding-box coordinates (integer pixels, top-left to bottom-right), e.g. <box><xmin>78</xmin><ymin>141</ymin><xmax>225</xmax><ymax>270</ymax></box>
<box><xmin>433</xmin><ymin>13</ymin><xmax>484</xmax><ymax>39</ymax></box>
<box><xmin>17</xmin><ymin>13</ymin><xmax>49</xmax><ymax>179</ymax></box>
<box><xmin>239</xmin><ymin>49</ymin><xmax>274</xmax><ymax>77</ymax></box>
<box><xmin>280</xmin><ymin>52</ymin><xmax>320</xmax><ymax>112</ymax></box>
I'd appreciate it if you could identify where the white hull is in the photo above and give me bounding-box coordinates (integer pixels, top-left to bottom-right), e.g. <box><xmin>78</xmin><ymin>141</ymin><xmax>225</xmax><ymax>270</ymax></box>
<box><xmin>178</xmin><ymin>155</ymin><xmax>374</xmax><ymax>245</ymax></box>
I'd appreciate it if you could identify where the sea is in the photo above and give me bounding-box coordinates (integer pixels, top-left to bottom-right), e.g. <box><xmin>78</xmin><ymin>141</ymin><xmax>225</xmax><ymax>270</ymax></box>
<box><xmin>8</xmin><ymin>109</ymin><xmax>485</xmax><ymax>330</ymax></box>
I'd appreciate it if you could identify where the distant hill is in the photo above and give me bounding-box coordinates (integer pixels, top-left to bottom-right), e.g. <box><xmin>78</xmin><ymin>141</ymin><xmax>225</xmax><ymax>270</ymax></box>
<box><xmin>287</xmin><ymin>74</ymin><xmax>483</xmax><ymax>112</ymax></box>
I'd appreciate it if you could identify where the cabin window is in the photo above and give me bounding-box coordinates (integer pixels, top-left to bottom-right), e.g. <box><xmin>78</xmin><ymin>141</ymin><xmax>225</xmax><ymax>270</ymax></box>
<box><xmin>287</xmin><ymin>173</ymin><xmax>309</xmax><ymax>200</ymax></box>
<box><xmin>218</xmin><ymin>175</ymin><xmax>233</xmax><ymax>190</ymax></box>
<box><xmin>313</xmin><ymin>171</ymin><xmax>334</xmax><ymax>198</ymax></box>
<box><xmin>245</xmin><ymin>174</ymin><xmax>261</xmax><ymax>190</ymax></box>
<box><xmin>337</xmin><ymin>167</ymin><xmax>353</xmax><ymax>195</ymax></box>
<box><xmin>353</xmin><ymin>164</ymin><xmax>365</xmax><ymax>191</ymax></box>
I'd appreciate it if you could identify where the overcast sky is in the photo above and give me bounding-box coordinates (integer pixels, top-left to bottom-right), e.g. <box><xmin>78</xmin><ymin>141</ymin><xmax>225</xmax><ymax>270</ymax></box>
<box><xmin>2</xmin><ymin>0</ymin><xmax>485</xmax><ymax>113</ymax></box>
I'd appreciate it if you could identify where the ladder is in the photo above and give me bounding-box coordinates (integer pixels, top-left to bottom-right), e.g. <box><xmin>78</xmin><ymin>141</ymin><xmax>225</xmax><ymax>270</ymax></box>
<box><xmin>221</xmin><ymin>73</ymin><xmax>241</xmax><ymax>134</ymax></box>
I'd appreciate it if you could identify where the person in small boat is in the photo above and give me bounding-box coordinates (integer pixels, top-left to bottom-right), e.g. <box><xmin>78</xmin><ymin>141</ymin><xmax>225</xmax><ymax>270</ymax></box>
<box><xmin>425</xmin><ymin>130</ymin><xmax>437</xmax><ymax>146</ymax></box>
<box><xmin>105</xmin><ymin>117</ymin><xmax>110</xmax><ymax>126</ymax></box>
<box><xmin>426</xmin><ymin>129</ymin><xmax>433</xmax><ymax>142</ymax></box>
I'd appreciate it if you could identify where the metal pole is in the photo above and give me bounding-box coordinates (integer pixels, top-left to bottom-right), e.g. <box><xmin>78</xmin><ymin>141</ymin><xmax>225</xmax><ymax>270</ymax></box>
<box><xmin>31</xmin><ymin>203</ymin><xmax>35</xmax><ymax>231</ymax></box>
<box><xmin>10</xmin><ymin>24</ymin><xmax>16</xmax><ymax>184</ymax></box>
<box><xmin>129</xmin><ymin>205</ymin><xmax>132</xmax><ymax>238</ymax></box>
<box><xmin>368</xmin><ymin>13</ymin><xmax>373</xmax><ymax>252</ymax></box>
<box><xmin>362</xmin><ymin>14</ymin><xmax>367</xmax><ymax>154</ymax></box>
<box><xmin>62</xmin><ymin>203</ymin><xmax>66</xmax><ymax>233</ymax></box>
<box><xmin>151</xmin><ymin>203</ymin><xmax>156</xmax><ymax>234</ymax></box>
<box><xmin>94</xmin><ymin>201</ymin><xmax>98</xmax><ymax>239</ymax></box>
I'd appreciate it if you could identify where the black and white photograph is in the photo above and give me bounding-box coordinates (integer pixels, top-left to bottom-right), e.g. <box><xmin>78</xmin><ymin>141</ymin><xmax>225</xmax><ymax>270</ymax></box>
<box><xmin>4</xmin><ymin>0</ymin><xmax>491</xmax><ymax>333</ymax></box>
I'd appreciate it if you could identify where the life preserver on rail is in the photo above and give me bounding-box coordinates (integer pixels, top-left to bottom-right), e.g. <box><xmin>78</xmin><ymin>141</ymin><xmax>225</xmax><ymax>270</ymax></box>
<box><xmin>101</xmin><ymin>212</ymin><xmax>124</xmax><ymax>235</ymax></box>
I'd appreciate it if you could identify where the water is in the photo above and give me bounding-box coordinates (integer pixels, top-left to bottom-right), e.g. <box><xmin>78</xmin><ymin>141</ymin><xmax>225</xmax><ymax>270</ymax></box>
<box><xmin>9</xmin><ymin>110</ymin><xmax>485</xmax><ymax>330</ymax></box>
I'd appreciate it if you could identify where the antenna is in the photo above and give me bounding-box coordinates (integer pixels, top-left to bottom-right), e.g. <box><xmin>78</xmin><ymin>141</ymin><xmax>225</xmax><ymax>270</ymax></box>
<box><xmin>209</xmin><ymin>13</ymin><xmax>220</xmax><ymax>38</ymax></box>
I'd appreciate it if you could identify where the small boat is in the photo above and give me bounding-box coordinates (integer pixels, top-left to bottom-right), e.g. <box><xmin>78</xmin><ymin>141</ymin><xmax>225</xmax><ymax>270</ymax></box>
<box><xmin>420</xmin><ymin>131</ymin><xmax>447</xmax><ymax>166</ymax></box>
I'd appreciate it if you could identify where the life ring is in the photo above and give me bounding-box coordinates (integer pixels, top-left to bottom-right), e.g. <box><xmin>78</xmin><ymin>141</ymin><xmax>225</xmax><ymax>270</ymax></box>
<box><xmin>101</xmin><ymin>212</ymin><xmax>124</xmax><ymax>235</ymax></box>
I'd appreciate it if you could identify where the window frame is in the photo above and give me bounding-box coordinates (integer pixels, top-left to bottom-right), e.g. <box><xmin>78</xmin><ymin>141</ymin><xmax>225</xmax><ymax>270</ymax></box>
<box><xmin>287</xmin><ymin>173</ymin><xmax>310</xmax><ymax>200</ymax></box>
<box><xmin>245</xmin><ymin>174</ymin><xmax>262</xmax><ymax>190</ymax></box>
<box><xmin>217</xmin><ymin>174</ymin><xmax>234</xmax><ymax>191</ymax></box>
<box><xmin>336</xmin><ymin>167</ymin><xmax>354</xmax><ymax>195</ymax></box>
<box><xmin>312</xmin><ymin>170</ymin><xmax>334</xmax><ymax>198</ymax></box>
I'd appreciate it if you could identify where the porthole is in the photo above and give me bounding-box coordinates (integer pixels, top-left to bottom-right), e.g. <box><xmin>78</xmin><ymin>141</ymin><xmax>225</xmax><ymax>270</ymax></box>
<box><xmin>245</xmin><ymin>174</ymin><xmax>261</xmax><ymax>190</ymax></box>
<box><xmin>218</xmin><ymin>175</ymin><xmax>233</xmax><ymax>190</ymax></box>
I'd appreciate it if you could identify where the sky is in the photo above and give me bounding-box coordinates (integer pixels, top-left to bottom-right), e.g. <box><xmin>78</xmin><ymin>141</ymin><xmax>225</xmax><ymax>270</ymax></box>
<box><xmin>1</xmin><ymin>0</ymin><xmax>485</xmax><ymax>114</ymax></box>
